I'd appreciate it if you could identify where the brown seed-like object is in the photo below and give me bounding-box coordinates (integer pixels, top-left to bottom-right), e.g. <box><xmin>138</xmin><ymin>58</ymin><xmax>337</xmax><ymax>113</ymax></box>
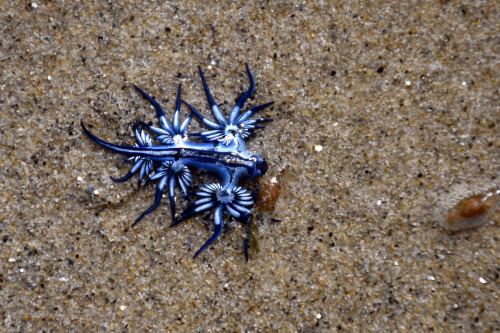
<box><xmin>256</xmin><ymin>167</ymin><xmax>286</xmax><ymax>214</ymax></box>
<box><xmin>443</xmin><ymin>187</ymin><xmax>499</xmax><ymax>231</ymax></box>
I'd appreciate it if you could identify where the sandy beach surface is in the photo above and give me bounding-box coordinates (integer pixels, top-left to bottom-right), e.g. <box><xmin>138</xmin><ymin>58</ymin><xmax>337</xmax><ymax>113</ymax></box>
<box><xmin>1</xmin><ymin>1</ymin><xmax>498</xmax><ymax>331</ymax></box>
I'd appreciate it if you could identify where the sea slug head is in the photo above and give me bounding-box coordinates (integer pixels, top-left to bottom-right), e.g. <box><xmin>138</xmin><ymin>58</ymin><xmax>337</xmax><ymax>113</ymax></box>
<box><xmin>249</xmin><ymin>155</ymin><xmax>268</xmax><ymax>178</ymax></box>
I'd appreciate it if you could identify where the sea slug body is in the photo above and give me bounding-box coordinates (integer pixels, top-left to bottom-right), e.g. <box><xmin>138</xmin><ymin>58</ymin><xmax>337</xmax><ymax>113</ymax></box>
<box><xmin>82</xmin><ymin>64</ymin><xmax>274</xmax><ymax>259</ymax></box>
